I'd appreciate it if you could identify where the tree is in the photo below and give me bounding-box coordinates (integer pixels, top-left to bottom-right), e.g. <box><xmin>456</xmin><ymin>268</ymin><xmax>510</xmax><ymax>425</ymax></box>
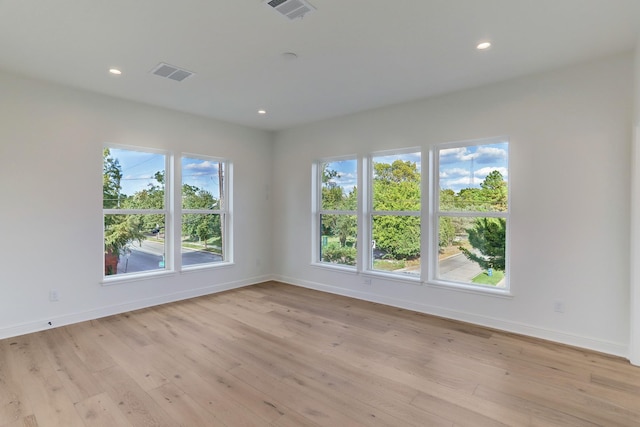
<box><xmin>320</xmin><ymin>165</ymin><xmax>357</xmax><ymax>249</ymax></box>
<box><xmin>480</xmin><ymin>170</ymin><xmax>507</xmax><ymax>211</ymax></box>
<box><xmin>122</xmin><ymin>171</ymin><xmax>165</xmax><ymax>233</ymax></box>
<box><xmin>103</xmin><ymin>148</ymin><xmax>123</xmax><ymax>209</ymax></box>
<box><xmin>182</xmin><ymin>186</ymin><xmax>221</xmax><ymax>250</ymax></box>
<box><xmin>458</xmin><ymin>171</ymin><xmax>507</xmax><ymax>270</ymax></box>
<box><xmin>103</xmin><ymin>149</ymin><xmax>146</xmax><ymax>273</ymax></box>
<box><xmin>460</xmin><ymin>217</ymin><xmax>506</xmax><ymax>270</ymax></box>
<box><xmin>438</xmin><ymin>216</ymin><xmax>456</xmax><ymax>250</ymax></box>
<box><xmin>372</xmin><ymin>160</ymin><xmax>421</xmax><ymax>259</ymax></box>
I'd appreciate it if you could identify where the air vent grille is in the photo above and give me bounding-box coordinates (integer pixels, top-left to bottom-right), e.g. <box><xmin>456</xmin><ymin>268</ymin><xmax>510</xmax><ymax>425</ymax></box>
<box><xmin>265</xmin><ymin>0</ymin><xmax>315</xmax><ymax>20</ymax></box>
<box><xmin>150</xmin><ymin>63</ymin><xmax>194</xmax><ymax>82</ymax></box>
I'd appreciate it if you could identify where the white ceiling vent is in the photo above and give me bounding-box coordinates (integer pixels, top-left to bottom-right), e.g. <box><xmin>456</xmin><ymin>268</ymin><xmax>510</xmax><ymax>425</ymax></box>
<box><xmin>265</xmin><ymin>0</ymin><xmax>315</xmax><ymax>20</ymax></box>
<box><xmin>150</xmin><ymin>63</ymin><xmax>194</xmax><ymax>82</ymax></box>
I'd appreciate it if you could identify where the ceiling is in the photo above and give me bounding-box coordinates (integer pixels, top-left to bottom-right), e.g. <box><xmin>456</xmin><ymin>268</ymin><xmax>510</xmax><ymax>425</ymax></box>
<box><xmin>0</xmin><ymin>1</ymin><xmax>638</xmax><ymax>131</ymax></box>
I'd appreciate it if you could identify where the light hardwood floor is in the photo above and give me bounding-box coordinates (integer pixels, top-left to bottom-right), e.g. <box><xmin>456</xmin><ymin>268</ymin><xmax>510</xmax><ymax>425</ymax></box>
<box><xmin>1</xmin><ymin>281</ymin><xmax>639</xmax><ymax>426</ymax></box>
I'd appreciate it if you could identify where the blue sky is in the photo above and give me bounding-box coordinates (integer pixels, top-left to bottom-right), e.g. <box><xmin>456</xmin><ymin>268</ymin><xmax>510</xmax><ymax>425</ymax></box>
<box><xmin>439</xmin><ymin>142</ymin><xmax>508</xmax><ymax>192</ymax></box>
<box><xmin>323</xmin><ymin>158</ymin><xmax>358</xmax><ymax>194</ymax></box>
<box><xmin>182</xmin><ymin>157</ymin><xmax>222</xmax><ymax>199</ymax></box>
<box><xmin>108</xmin><ymin>148</ymin><xmax>221</xmax><ymax>197</ymax></box>
<box><xmin>322</xmin><ymin>144</ymin><xmax>507</xmax><ymax>195</ymax></box>
<box><xmin>324</xmin><ymin>152</ymin><xmax>422</xmax><ymax>194</ymax></box>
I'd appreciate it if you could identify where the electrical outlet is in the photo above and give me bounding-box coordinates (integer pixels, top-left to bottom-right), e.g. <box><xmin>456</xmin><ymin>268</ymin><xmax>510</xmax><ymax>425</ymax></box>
<box><xmin>363</xmin><ymin>278</ymin><xmax>372</xmax><ymax>285</ymax></box>
<box><xmin>553</xmin><ymin>300</ymin><xmax>564</xmax><ymax>313</ymax></box>
<box><xmin>49</xmin><ymin>289</ymin><xmax>60</xmax><ymax>302</ymax></box>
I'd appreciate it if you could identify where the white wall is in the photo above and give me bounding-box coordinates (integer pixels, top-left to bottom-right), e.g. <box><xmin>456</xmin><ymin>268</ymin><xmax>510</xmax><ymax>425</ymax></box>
<box><xmin>273</xmin><ymin>53</ymin><xmax>634</xmax><ymax>357</ymax></box>
<box><xmin>630</xmin><ymin>39</ymin><xmax>640</xmax><ymax>365</ymax></box>
<box><xmin>0</xmin><ymin>70</ymin><xmax>273</xmax><ymax>338</ymax></box>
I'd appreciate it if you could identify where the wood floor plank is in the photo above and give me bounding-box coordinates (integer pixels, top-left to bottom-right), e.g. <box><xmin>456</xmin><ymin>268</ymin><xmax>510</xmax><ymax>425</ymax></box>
<box><xmin>147</xmin><ymin>382</ymin><xmax>225</xmax><ymax>427</ymax></box>
<box><xmin>91</xmin><ymin>365</ymin><xmax>175</xmax><ymax>427</ymax></box>
<box><xmin>59</xmin><ymin>322</ymin><xmax>115</xmax><ymax>373</ymax></box>
<box><xmin>74</xmin><ymin>392</ymin><xmax>134</xmax><ymax>427</ymax></box>
<box><xmin>84</xmin><ymin>320</ymin><xmax>169</xmax><ymax>391</ymax></box>
<box><xmin>3</xmin><ymin>336</ymin><xmax>85</xmax><ymax>427</ymax></box>
<box><xmin>0</xmin><ymin>414</ymin><xmax>39</xmax><ymax>427</ymax></box>
<box><xmin>0</xmin><ymin>341</ymin><xmax>28</xmax><ymax>425</ymax></box>
<box><xmin>1</xmin><ymin>281</ymin><xmax>639</xmax><ymax>426</ymax></box>
<box><xmin>36</xmin><ymin>328</ymin><xmax>102</xmax><ymax>404</ymax></box>
<box><xmin>134</xmin><ymin>336</ymin><xmax>270</xmax><ymax>426</ymax></box>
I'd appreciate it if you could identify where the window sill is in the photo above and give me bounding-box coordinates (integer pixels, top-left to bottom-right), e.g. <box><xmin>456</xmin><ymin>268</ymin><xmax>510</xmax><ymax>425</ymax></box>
<box><xmin>101</xmin><ymin>270</ymin><xmax>176</xmax><ymax>286</ymax></box>
<box><xmin>311</xmin><ymin>262</ymin><xmax>357</xmax><ymax>274</ymax></box>
<box><xmin>425</xmin><ymin>279</ymin><xmax>513</xmax><ymax>298</ymax></box>
<box><xmin>180</xmin><ymin>261</ymin><xmax>234</xmax><ymax>274</ymax></box>
<box><xmin>361</xmin><ymin>270</ymin><xmax>422</xmax><ymax>285</ymax></box>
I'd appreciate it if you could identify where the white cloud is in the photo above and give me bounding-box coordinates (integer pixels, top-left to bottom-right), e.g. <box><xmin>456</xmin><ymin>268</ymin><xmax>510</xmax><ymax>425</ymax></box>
<box><xmin>475</xmin><ymin>146</ymin><xmax>507</xmax><ymax>164</ymax></box>
<box><xmin>474</xmin><ymin>166</ymin><xmax>508</xmax><ymax>180</ymax></box>
<box><xmin>439</xmin><ymin>167</ymin><xmax>469</xmax><ymax>179</ymax></box>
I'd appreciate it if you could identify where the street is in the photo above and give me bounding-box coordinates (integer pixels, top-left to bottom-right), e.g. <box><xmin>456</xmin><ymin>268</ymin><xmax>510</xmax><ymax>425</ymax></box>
<box><xmin>116</xmin><ymin>239</ymin><xmax>222</xmax><ymax>274</ymax></box>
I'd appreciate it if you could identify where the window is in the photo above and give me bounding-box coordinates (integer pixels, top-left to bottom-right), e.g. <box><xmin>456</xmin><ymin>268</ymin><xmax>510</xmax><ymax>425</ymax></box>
<box><xmin>369</xmin><ymin>150</ymin><xmax>421</xmax><ymax>277</ymax></box>
<box><xmin>435</xmin><ymin>139</ymin><xmax>509</xmax><ymax>288</ymax></box>
<box><xmin>103</xmin><ymin>147</ymin><xmax>168</xmax><ymax>276</ymax></box>
<box><xmin>181</xmin><ymin>156</ymin><xmax>229</xmax><ymax>267</ymax></box>
<box><xmin>103</xmin><ymin>146</ymin><xmax>232</xmax><ymax>279</ymax></box>
<box><xmin>317</xmin><ymin>158</ymin><xmax>358</xmax><ymax>267</ymax></box>
<box><xmin>313</xmin><ymin>138</ymin><xmax>508</xmax><ymax>292</ymax></box>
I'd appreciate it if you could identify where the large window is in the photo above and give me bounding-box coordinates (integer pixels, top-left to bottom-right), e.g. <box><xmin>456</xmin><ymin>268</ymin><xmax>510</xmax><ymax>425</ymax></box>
<box><xmin>103</xmin><ymin>147</ymin><xmax>168</xmax><ymax>276</ymax></box>
<box><xmin>103</xmin><ymin>146</ymin><xmax>231</xmax><ymax>279</ymax></box>
<box><xmin>313</xmin><ymin>138</ymin><xmax>509</xmax><ymax>292</ymax></box>
<box><xmin>181</xmin><ymin>156</ymin><xmax>228</xmax><ymax>267</ymax></box>
<box><xmin>369</xmin><ymin>151</ymin><xmax>421</xmax><ymax>277</ymax></box>
<box><xmin>317</xmin><ymin>158</ymin><xmax>357</xmax><ymax>267</ymax></box>
<box><xmin>435</xmin><ymin>139</ymin><xmax>509</xmax><ymax>288</ymax></box>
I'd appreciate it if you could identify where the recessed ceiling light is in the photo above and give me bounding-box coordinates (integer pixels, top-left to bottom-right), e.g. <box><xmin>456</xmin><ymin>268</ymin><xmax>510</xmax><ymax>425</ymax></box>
<box><xmin>476</xmin><ymin>42</ymin><xmax>492</xmax><ymax>50</ymax></box>
<box><xmin>109</xmin><ymin>68</ymin><xmax>122</xmax><ymax>75</ymax></box>
<box><xmin>258</xmin><ymin>109</ymin><xmax>267</xmax><ymax>115</ymax></box>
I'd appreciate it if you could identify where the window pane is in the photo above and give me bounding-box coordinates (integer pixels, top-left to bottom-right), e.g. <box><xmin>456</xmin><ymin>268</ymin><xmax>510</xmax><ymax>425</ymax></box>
<box><xmin>104</xmin><ymin>214</ymin><xmax>166</xmax><ymax>276</ymax></box>
<box><xmin>371</xmin><ymin>215</ymin><xmax>420</xmax><ymax>276</ymax></box>
<box><xmin>320</xmin><ymin>159</ymin><xmax>357</xmax><ymax>211</ymax></box>
<box><xmin>103</xmin><ymin>148</ymin><xmax>165</xmax><ymax>209</ymax></box>
<box><xmin>372</xmin><ymin>152</ymin><xmax>421</xmax><ymax>211</ymax></box>
<box><xmin>439</xmin><ymin>142</ymin><xmax>508</xmax><ymax>212</ymax></box>
<box><xmin>182</xmin><ymin>158</ymin><xmax>224</xmax><ymax>209</ymax></box>
<box><xmin>181</xmin><ymin>213</ymin><xmax>224</xmax><ymax>266</ymax></box>
<box><xmin>437</xmin><ymin>216</ymin><xmax>506</xmax><ymax>287</ymax></box>
<box><xmin>320</xmin><ymin>214</ymin><xmax>357</xmax><ymax>266</ymax></box>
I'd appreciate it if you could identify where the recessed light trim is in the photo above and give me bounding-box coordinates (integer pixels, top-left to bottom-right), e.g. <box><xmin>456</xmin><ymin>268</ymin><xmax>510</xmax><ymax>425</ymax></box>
<box><xmin>258</xmin><ymin>109</ymin><xmax>267</xmax><ymax>115</ymax></box>
<box><xmin>477</xmin><ymin>42</ymin><xmax>492</xmax><ymax>50</ymax></box>
<box><xmin>109</xmin><ymin>68</ymin><xmax>122</xmax><ymax>75</ymax></box>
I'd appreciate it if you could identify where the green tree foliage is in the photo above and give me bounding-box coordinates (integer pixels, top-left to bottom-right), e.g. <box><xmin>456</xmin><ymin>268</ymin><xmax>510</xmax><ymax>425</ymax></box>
<box><xmin>321</xmin><ymin>164</ymin><xmax>358</xmax><ymax>256</ymax></box>
<box><xmin>322</xmin><ymin>242</ymin><xmax>356</xmax><ymax>265</ymax></box>
<box><xmin>461</xmin><ymin>217</ymin><xmax>506</xmax><ymax>270</ymax></box>
<box><xmin>121</xmin><ymin>172</ymin><xmax>165</xmax><ymax>233</ymax></box>
<box><xmin>182</xmin><ymin>184</ymin><xmax>221</xmax><ymax>249</ymax></box>
<box><xmin>103</xmin><ymin>149</ymin><xmax>145</xmax><ymax>259</ymax></box>
<box><xmin>438</xmin><ymin>216</ymin><xmax>456</xmax><ymax>250</ymax></box>
<box><xmin>458</xmin><ymin>170</ymin><xmax>507</xmax><ymax>270</ymax></box>
<box><xmin>372</xmin><ymin>160</ymin><xmax>420</xmax><ymax>259</ymax></box>
<box><xmin>103</xmin><ymin>148</ymin><xmax>123</xmax><ymax>209</ymax></box>
<box><xmin>480</xmin><ymin>170</ymin><xmax>508</xmax><ymax>211</ymax></box>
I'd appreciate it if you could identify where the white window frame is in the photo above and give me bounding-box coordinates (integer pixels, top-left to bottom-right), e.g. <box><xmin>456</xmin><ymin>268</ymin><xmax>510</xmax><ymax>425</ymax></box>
<box><xmin>310</xmin><ymin>139</ymin><xmax>511</xmax><ymax>297</ymax></box>
<box><xmin>103</xmin><ymin>144</ymin><xmax>172</xmax><ymax>282</ymax></box>
<box><xmin>429</xmin><ymin>137</ymin><xmax>510</xmax><ymax>294</ymax></box>
<box><xmin>179</xmin><ymin>154</ymin><xmax>233</xmax><ymax>270</ymax></box>
<box><xmin>365</xmin><ymin>148</ymin><xmax>422</xmax><ymax>281</ymax></box>
<box><xmin>103</xmin><ymin>146</ymin><xmax>234</xmax><ymax>284</ymax></box>
<box><xmin>312</xmin><ymin>155</ymin><xmax>358</xmax><ymax>270</ymax></box>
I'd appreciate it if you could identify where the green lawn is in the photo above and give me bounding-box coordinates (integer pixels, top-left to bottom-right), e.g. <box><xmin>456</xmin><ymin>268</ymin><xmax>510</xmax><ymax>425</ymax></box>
<box><xmin>472</xmin><ymin>270</ymin><xmax>504</xmax><ymax>286</ymax></box>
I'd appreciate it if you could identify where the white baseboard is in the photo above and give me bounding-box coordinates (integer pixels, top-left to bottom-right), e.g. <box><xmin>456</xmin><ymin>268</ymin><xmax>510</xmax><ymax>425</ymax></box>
<box><xmin>274</xmin><ymin>274</ymin><xmax>629</xmax><ymax>359</ymax></box>
<box><xmin>0</xmin><ymin>274</ymin><xmax>273</xmax><ymax>341</ymax></box>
